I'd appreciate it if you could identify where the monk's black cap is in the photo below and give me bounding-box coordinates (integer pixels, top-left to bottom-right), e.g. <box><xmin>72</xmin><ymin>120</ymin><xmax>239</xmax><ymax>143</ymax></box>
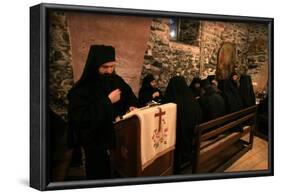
<box><xmin>141</xmin><ymin>74</ymin><xmax>155</xmax><ymax>88</ymax></box>
<box><xmin>200</xmin><ymin>79</ymin><xmax>211</xmax><ymax>89</ymax></box>
<box><xmin>88</xmin><ymin>45</ymin><xmax>116</xmax><ymax>68</ymax></box>
<box><xmin>207</xmin><ymin>75</ymin><xmax>216</xmax><ymax>82</ymax></box>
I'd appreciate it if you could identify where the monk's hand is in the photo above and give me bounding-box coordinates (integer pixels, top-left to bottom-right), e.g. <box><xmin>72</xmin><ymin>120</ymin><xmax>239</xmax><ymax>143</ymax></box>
<box><xmin>152</xmin><ymin>91</ymin><xmax>160</xmax><ymax>98</ymax></box>
<box><xmin>128</xmin><ymin>106</ymin><xmax>137</xmax><ymax>112</ymax></box>
<box><xmin>108</xmin><ymin>89</ymin><xmax>121</xmax><ymax>104</ymax></box>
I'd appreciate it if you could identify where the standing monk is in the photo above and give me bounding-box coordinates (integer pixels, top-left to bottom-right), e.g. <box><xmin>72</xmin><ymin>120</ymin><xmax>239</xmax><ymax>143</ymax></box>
<box><xmin>67</xmin><ymin>45</ymin><xmax>138</xmax><ymax>179</ymax></box>
<box><xmin>239</xmin><ymin>66</ymin><xmax>256</xmax><ymax>108</ymax></box>
<box><xmin>220</xmin><ymin>72</ymin><xmax>243</xmax><ymax>113</ymax></box>
<box><xmin>164</xmin><ymin>76</ymin><xmax>202</xmax><ymax>173</ymax></box>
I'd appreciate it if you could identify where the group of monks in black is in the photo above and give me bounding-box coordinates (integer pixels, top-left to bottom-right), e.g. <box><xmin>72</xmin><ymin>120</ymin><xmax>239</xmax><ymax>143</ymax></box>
<box><xmin>66</xmin><ymin>44</ymin><xmax>256</xmax><ymax>179</ymax></box>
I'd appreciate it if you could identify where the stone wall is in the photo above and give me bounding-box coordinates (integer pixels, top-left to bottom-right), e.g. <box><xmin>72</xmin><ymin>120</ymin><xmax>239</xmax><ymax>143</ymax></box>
<box><xmin>178</xmin><ymin>19</ymin><xmax>200</xmax><ymax>46</ymax></box>
<box><xmin>141</xmin><ymin>18</ymin><xmax>200</xmax><ymax>92</ymax></box>
<box><xmin>199</xmin><ymin>21</ymin><xmax>251</xmax><ymax>77</ymax></box>
<box><xmin>142</xmin><ymin>18</ymin><xmax>269</xmax><ymax>93</ymax></box>
<box><xmin>200</xmin><ymin>21</ymin><xmax>268</xmax><ymax>92</ymax></box>
<box><xmin>246</xmin><ymin>23</ymin><xmax>268</xmax><ymax>92</ymax></box>
<box><xmin>47</xmin><ymin>13</ymin><xmax>268</xmax><ymax>113</ymax></box>
<box><xmin>48</xmin><ymin>11</ymin><xmax>74</xmax><ymax>120</ymax></box>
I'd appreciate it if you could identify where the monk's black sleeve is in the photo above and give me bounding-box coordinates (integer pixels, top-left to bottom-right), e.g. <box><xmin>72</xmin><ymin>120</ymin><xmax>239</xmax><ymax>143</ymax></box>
<box><xmin>139</xmin><ymin>89</ymin><xmax>152</xmax><ymax>106</ymax></box>
<box><xmin>68</xmin><ymin>92</ymin><xmax>114</xmax><ymax>146</ymax></box>
<box><xmin>120</xmin><ymin>79</ymin><xmax>138</xmax><ymax>109</ymax></box>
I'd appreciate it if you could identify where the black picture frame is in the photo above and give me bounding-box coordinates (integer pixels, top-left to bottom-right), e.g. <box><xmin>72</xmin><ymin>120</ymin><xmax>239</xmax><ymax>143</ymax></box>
<box><xmin>30</xmin><ymin>3</ymin><xmax>274</xmax><ymax>191</ymax></box>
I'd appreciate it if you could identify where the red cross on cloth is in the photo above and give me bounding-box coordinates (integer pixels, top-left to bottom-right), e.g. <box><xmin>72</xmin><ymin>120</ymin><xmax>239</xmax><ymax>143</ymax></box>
<box><xmin>154</xmin><ymin>107</ymin><xmax>166</xmax><ymax>133</ymax></box>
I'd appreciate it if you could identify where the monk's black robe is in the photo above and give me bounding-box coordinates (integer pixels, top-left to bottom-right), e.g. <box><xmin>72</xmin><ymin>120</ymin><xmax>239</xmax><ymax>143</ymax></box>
<box><xmin>200</xmin><ymin>86</ymin><xmax>226</xmax><ymax>122</ymax></box>
<box><xmin>189</xmin><ymin>77</ymin><xmax>202</xmax><ymax>99</ymax></box>
<box><xmin>138</xmin><ymin>87</ymin><xmax>163</xmax><ymax>107</ymax></box>
<box><xmin>138</xmin><ymin>74</ymin><xmax>163</xmax><ymax>107</ymax></box>
<box><xmin>239</xmin><ymin>74</ymin><xmax>256</xmax><ymax>108</ymax></box>
<box><xmin>68</xmin><ymin>74</ymin><xmax>137</xmax><ymax>179</ymax></box>
<box><xmin>67</xmin><ymin>45</ymin><xmax>138</xmax><ymax>179</ymax></box>
<box><xmin>257</xmin><ymin>95</ymin><xmax>269</xmax><ymax>136</ymax></box>
<box><xmin>220</xmin><ymin>79</ymin><xmax>243</xmax><ymax>113</ymax></box>
<box><xmin>164</xmin><ymin>76</ymin><xmax>202</xmax><ymax>173</ymax></box>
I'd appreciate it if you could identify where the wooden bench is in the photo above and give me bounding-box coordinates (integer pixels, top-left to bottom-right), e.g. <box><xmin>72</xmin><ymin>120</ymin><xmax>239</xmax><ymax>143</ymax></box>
<box><xmin>192</xmin><ymin>105</ymin><xmax>257</xmax><ymax>173</ymax></box>
<box><xmin>111</xmin><ymin>105</ymin><xmax>257</xmax><ymax>176</ymax></box>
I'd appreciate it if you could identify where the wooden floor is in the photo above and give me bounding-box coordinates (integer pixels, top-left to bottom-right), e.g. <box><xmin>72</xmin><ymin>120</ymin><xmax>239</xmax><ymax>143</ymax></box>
<box><xmin>64</xmin><ymin>135</ymin><xmax>269</xmax><ymax>180</ymax></box>
<box><xmin>225</xmin><ymin>135</ymin><xmax>268</xmax><ymax>172</ymax></box>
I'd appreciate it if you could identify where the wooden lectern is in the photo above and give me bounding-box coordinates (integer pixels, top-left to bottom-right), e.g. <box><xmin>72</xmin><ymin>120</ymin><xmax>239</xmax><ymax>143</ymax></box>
<box><xmin>111</xmin><ymin>115</ymin><xmax>174</xmax><ymax>177</ymax></box>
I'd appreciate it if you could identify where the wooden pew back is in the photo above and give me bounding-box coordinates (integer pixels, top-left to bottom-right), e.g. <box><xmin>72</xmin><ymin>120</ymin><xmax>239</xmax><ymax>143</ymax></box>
<box><xmin>192</xmin><ymin>105</ymin><xmax>257</xmax><ymax>173</ymax></box>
